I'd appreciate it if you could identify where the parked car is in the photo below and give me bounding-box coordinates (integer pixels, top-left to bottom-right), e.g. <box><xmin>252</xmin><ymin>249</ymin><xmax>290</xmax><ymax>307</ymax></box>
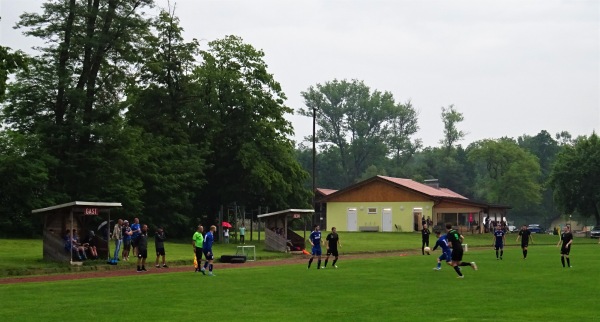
<box><xmin>590</xmin><ymin>226</ymin><xmax>600</xmax><ymax>238</ymax></box>
<box><xmin>527</xmin><ymin>224</ymin><xmax>544</xmax><ymax>234</ymax></box>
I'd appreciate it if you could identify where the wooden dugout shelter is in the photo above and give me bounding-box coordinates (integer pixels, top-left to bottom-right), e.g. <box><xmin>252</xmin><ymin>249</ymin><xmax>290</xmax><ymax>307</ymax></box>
<box><xmin>32</xmin><ymin>201</ymin><xmax>122</xmax><ymax>264</ymax></box>
<box><xmin>257</xmin><ymin>209</ymin><xmax>314</xmax><ymax>252</ymax></box>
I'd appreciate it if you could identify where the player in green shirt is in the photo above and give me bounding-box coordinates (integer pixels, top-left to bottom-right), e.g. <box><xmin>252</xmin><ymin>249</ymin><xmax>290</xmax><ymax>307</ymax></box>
<box><xmin>193</xmin><ymin>225</ymin><xmax>205</xmax><ymax>273</ymax></box>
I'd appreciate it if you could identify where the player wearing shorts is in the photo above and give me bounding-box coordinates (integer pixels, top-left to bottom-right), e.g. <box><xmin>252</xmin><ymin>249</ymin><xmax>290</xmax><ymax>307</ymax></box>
<box><xmin>557</xmin><ymin>225</ymin><xmax>573</xmax><ymax>268</ymax></box>
<box><xmin>323</xmin><ymin>227</ymin><xmax>341</xmax><ymax>268</ymax></box>
<box><xmin>136</xmin><ymin>224</ymin><xmax>148</xmax><ymax>272</ymax></box>
<box><xmin>445</xmin><ymin>223</ymin><xmax>477</xmax><ymax>278</ymax></box>
<box><xmin>307</xmin><ymin>225</ymin><xmax>323</xmax><ymax>269</ymax></box>
<box><xmin>154</xmin><ymin>227</ymin><xmax>167</xmax><ymax>268</ymax></box>
<box><xmin>432</xmin><ymin>230</ymin><xmax>452</xmax><ymax>270</ymax></box>
<box><xmin>516</xmin><ymin>225</ymin><xmax>533</xmax><ymax>259</ymax></box>
<box><xmin>492</xmin><ymin>225</ymin><xmax>506</xmax><ymax>260</ymax></box>
<box><xmin>202</xmin><ymin>225</ymin><xmax>216</xmax><ymax>276</ymax></box>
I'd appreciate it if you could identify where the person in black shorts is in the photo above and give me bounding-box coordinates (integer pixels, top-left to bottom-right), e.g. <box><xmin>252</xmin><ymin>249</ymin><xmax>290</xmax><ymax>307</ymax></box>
<box><xmin>323</xmin><ymin>227</ymin><xmax>341</xmax><ymax>268</ymax></box>
<box><xmin>154</xmin><ymin>227</ymin><xmax>167</xmax><ymax>268</ymax></box>
<box><xmin>557</xmin><ymin>225</ymin><xmax>573</xmax><ymax>268</ymax></box>
<box><xmin>516</xmin><ymin>224</ymin><xmax>533</xmax><ymax>259</ymax></box>
<box><xmin>136</xmin><ymin>224</ymin><xmax>148</xmax><ymax>272</ymax></box>
<box><xmin>445</xmin><ymin>223</ymin><xmax>477</xmax><ymax>278</ymax></box>
<box><xmin>422</xmin><ymin>223</ymin><xmax>431</xmax><ymax>255</ymax></box>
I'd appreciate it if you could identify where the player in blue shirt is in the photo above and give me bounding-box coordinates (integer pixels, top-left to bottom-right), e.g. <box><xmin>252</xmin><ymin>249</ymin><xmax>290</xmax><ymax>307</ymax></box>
<box><xmin>307</xmin><ymin>225</ymin><xmax>323</xmax><ymax>269</ymax></box>
<box><xmin>492</xmin><ymin>225</ymin><xmax>506</xmax><ymax>260</ymax></box>
<box><xmin>432</xmin><ymin>230</ymin><xmax>452</xmax><ymax>270</ymax></box>
<box><xmin>202</xmin><ymin>225</ymin><xmax>216</xmax><ymax>276</ymax></box>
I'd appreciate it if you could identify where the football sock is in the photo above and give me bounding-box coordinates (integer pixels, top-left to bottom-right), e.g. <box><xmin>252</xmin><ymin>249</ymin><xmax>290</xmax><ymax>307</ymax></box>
<box><xmin>454</xmin><ymin>266</ymin><xmax>463</xmax><ymax>276</ymax></box>
<box><xmin>437</xmin><ymin>262</ymin><xmax>441</xmax><ymax>268</ymax></box>
<box><xmin>209</xmin><ymin>264</ymin><xmax>213</xmax><ymax>272</ymax></box>
<box><xmin>324</xmin><ymin>259</ymin><xmax>328</xmax><ymax>267</ymax></box>
<box><xmin>317</xmin><ymin>260</ymin><xmax>321</xmax><ymax>269</ymax></box>
<box><xmin>523</xmin><ymin>250</ymin><xmax>527</xmax><ymax>258</ymax></box>
<box><xmin>203</xmin><ymin>261</ymin><xmax>208</xmax><ymax>269</ymax></box>
<box><xmin>566</xmin><ymin>258</ymin><xmax>570</xmax><ymax>267</ymax></box>
<box><xmin>500</xmin><ymin>250</ymin><xmax>503</xmax><ymax>257</ymax></box>
<box><xmin>496</xmin><ymin>250</ymin><xmax>499</xmax><ymax>258</ymax></box>
<box><xmin>137</xmin><ymin>266</ymin><xmax>141</xmax><ymax>270</ymax></box>
<box><xmin>561</xmin><ymin>257</ymin><xmax>565</xmax><ymax>267</ymax></box>
<box><xmin>308</xmin><ymin>258</ymin><xmax>313</xmax><ymax>268</ymax></box>
<box><xmin>333</xmin><ymin>259</ymin><xmax>338</xmax><ymax>266</ymax></box>
<box><xmin>459</xmin><ymin>262</ymin><xmax>471</xmax><ymax>266</ymax></box>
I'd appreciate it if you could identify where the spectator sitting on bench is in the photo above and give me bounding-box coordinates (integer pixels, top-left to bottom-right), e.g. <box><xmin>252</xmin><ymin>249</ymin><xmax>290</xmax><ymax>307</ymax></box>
<box><xmin>65</xmin><ymin>230</ymin><xmax>87</xmax><ymax>260</ymax></box>
<box><xmin>83</xmin><ymin>231</ymin><xmax>98</xmax><ymax>259</ymax></box>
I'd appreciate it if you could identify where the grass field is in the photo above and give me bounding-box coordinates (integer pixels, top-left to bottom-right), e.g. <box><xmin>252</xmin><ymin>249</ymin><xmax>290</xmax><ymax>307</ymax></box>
<box><xmin>1</xmin><ymin>233</ymin><xmax>599</xmax><ymax>321</ymax></box>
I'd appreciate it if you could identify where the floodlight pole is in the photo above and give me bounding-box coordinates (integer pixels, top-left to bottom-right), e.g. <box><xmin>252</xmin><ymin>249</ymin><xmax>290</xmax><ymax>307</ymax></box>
<box><xmin>312</xmin><ymin>107</ymin><xmax>316</xmax><ymax>226</ymax></box>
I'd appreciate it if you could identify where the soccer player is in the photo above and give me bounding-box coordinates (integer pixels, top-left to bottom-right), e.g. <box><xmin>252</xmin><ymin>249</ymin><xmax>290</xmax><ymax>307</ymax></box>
<box><xmin>516</xmin><ymin>224</ymin><xmax>533</xmax><ymax>259</ymax></box>
<box><xmin>557</xmin><ymin>225</ymin><xmax>573</xmax><ymax>268</ymax></box>
<box><xmin>136</xmin><ymin>224</ymin><xmax>149</xmax><ymax>272</ymax></box>
<box><xmin>445</xmin><ymin>223</ymin><xmax>477</xmax><ymax>278</ymax></box>
<box><xmin>421</xmin><ymin>223</ymin><xmax>431</xmax><ymax>255</ymax></box>
<box><xmin>203</xmin><ymin>225</ymin><xmax>216</xmax><ymax>276</ymax></box>
<box><xmin>307</xmin><ymin>225</ymin><xmax>323</xmax><ymax>269</ymax></box>
<box><xmin>432</xmin><ymin>230</ymin><xmax>452</xmax><ymax>270</ymax></box>
<box><xmin>492</xmin><ymin>224</ymin><xmax>506</xmax><ymax>260</ymax></box>
<box><xmin>192</xmin><ymin>225</ymin><xmax>204</xmax><ymax>273</ymax></box>
<box><xmin>323</xmin><ymin>227</ymin><xmax>341</xmax><ymax>268</ymax></box>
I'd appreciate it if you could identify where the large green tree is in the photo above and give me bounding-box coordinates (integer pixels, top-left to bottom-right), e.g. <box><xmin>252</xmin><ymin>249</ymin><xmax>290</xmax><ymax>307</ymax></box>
<box><xmin>193</xmin><ymin>36</ymin><xmax>311</xmax><ymax>217</ymax></box>
<box><xmin>1</xmin><ymin>0</ymin><xmax>153</xmax><ymax>221</ymax></box>
<box><xmin>300</xmin><ymin>79</ymin><xmax>420</xmax><ymax>186</ymax></box>
<box><xmin>440</xmin><ymin>104</ymin><xmax>466</xmax><ymax>154</ymax></box>
<box><xmin>125</xmin><ymin>7</ymin><xmax>208</xmax><ymax>233</ymax></box>
<box><xmin>467</xmin><ymin>138</ymin><xmax>542</xmax><ymax>208</ymax></box>
<box><xmin>549</xmin><ymin>133</ymin><xmax>600</xmax><ymax>225</ymax></box>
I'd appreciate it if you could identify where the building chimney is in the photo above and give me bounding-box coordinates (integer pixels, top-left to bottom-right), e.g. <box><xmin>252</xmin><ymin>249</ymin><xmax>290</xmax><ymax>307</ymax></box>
<box><xmin>424</xmin><ymin>179</ymin><xmax>439</xmax><ymax>189</ymax></box>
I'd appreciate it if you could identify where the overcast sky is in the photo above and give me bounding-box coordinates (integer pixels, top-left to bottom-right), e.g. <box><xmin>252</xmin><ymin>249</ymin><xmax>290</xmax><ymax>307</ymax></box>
<box><xmin>2</xmin><ymin>0</ymin><xmax>598</xmax><ymax>147</ymax></box>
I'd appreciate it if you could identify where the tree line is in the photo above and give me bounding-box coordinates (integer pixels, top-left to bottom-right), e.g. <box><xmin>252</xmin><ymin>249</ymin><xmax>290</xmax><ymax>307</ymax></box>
<box><xmin>1</xmin><ymin>1</ymin><xmax>598</xmax><ymax>238</ymax></box>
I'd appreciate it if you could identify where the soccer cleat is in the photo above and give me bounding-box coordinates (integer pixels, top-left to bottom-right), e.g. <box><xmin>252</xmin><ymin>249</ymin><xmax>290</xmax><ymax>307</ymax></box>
<box><xmin>155</xmin><ymin>265</ymin><xmax>160</xmax><ymax>268</ymax></box>
<box><xmin>321</xmin><ymin>266</ymin><xmax>325</xmax><ymax>269</ymax></box>
<box><xmin>208</xmin><ymin>272</ymin><xmax>215</xmax><ymax>276</ymax></box>
<box><xmin>142</xmin><ymin>267</ymin><xmax>147</xmax><ymax>271</ymax></box>
<box><xmin>433</xmin><ymin>267</ymin><xmax>441</xmax><ymax>270</ymax></box>
<box><xmin>200</xmin><ymin>268</ymin><xmax>206</xmax><ymax>275</ymax></box>
<box><xmin>457</xmin><ymin>275</ymin><xmax>464</xmax><ymax>279</ymax></box>
<box><xmin>471</xmin><ymin>262</ymin><xmax>478</xmax><ymax>270</ymax></box>
<box><xmin>162</xmin><ymin>264</ymin><xmax>168</xmax><ymax>268</ymax></box>
<box><xmin>137</xmin><ymin>269</ymin><xmax>142</xmax><ymax>273</ymax></box>
<box><xmin>334</xmin><ymin>265</ymin><xmax>338</xmax><ymax>268</ymax></box>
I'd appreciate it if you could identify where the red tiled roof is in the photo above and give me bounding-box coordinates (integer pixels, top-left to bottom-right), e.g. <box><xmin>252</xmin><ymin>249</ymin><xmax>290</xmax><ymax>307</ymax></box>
<box><xmin>316</xmin><ymin>188</ymin><xmax>337</xmax><ymax>196</ymax></box>
<box><xmin>378</xmin><ymin>176</ymin><xmax>468</xmax><ymax>199</ymax></box>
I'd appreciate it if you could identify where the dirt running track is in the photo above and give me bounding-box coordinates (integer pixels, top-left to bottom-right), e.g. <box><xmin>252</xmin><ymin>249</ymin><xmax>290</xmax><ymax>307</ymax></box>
<box><xmin>0</xmin><ymin>251</ymin><xmax>417</xmax><ymax>285</ymax></box>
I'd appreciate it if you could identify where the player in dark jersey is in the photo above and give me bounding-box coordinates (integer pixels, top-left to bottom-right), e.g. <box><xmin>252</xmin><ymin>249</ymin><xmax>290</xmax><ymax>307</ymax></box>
<box><xmin>492</xmin><ymin>225</ymin><xmax>506</xmax><ymax>260</ymax></box>
<box><xmin>323</xmin><ymin>227</ymin><xmax>341</xmax><ymax>268</ymax></box>
<box><xmin>307</xmin><ymin>225</ymin><xmax>323</xmax><ymax>269</ymax></box>
<box><xmin>557</xmin><ymin>225</ymin><xmax>573</xmax><ymax>268</ymax></box>
<box><xmin>445</xmin><ymin>223</ymin><xmax>477</xmax><ymax>278</ymax></box>
<box><xmin>516</xmin><ymin>225</ymin><xmax>533</xmax><ymax>259</ymax></box>
<box><xmin>421</xmin><ymin>224</ymin><xmax>431</xmax><ymax>255</ymax></box>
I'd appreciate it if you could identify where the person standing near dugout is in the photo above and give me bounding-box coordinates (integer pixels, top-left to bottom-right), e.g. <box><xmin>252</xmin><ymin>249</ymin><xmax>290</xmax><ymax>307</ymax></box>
<box><xmin>445</xmin><ymin>223</ymin><xmax>477</xmax><ymax>278</ymax></box>
<box><xmin>136</xmin><ymin>224</ymin><xmax>149</xmax><ymax>272</ymax></box>
<box><xmin>557</xmin><ymin>225</ymin><xmax>573</xmax><ymax>268</ymax></box>
<box><xmin>323</xmin><ymin>227</ymin><xmax>341</xmax><ymax>268</ymax></box>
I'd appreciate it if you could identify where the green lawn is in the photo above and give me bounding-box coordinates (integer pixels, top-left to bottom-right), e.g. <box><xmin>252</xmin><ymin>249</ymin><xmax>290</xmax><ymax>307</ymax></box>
<box><xmin>1</xmin><ymin>242</ymin><xmax>598</xmax><ymax>321</ymax></box>
<box><xmin>0</xmin><ymin>231</ymin><xmax>595</xmax><ymax>277</ymax></box>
